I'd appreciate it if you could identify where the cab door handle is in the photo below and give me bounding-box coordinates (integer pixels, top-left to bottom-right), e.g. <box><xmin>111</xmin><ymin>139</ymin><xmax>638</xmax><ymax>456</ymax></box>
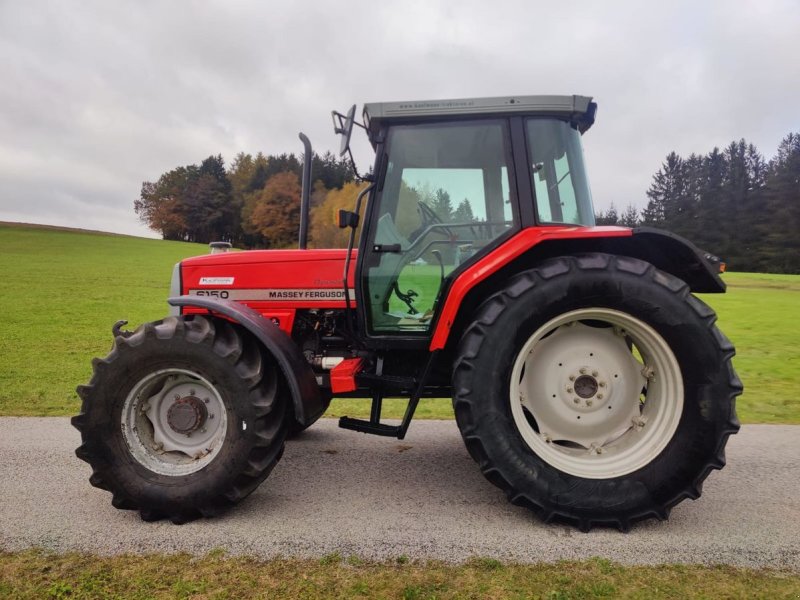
<box><xmin>373</xmin><ymin>244</ymin><xmax>402</xmax><ymax>253</ymax></box>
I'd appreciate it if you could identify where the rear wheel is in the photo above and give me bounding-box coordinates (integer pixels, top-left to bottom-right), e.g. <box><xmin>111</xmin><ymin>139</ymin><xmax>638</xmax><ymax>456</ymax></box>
<box><xmin>72</xmin><ymin>315</ymin><xmax>288</xmax><ymax>523</ymax></box>
<box><xmin>452</xmin><ymin>254</ymin><xmax>741</xmax><ymax>531</ymax></box>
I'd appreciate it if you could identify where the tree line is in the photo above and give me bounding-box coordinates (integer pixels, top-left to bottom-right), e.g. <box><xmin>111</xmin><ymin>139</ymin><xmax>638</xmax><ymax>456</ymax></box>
<box><xmin>137</xmin><ymin>130</ymin><xmax>799</xmax><ymax>273</ymax></box>
<box><xmin>596</xmin><ymin>132</ymin><xmax>800</xmax><ymax>273</ymax></box>
<box><xmin>134</xmin><ymin>151</ymin><xmax>358</xmax><ymax>249</ymax></box>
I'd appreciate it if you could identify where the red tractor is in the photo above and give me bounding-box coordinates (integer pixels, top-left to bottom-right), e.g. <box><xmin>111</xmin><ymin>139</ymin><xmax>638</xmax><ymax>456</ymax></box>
<box><xmin>73</xmin><ymin>95</ymin><xmax>741</xmax><ymax>531</ymax></box>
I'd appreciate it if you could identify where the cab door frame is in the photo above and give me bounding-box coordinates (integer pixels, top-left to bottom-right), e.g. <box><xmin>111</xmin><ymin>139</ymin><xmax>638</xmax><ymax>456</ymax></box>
<box><xmin>354</xmin><ymin>115</ymin><xmax>532</xmax><ymax>350</ymax></box>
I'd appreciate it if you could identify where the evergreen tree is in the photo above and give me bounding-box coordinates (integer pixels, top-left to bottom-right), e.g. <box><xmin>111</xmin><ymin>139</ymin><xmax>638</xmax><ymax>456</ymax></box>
<box><xmin>596</xmin><ymin>202</ymin><xmax>619</xmax><ymax>225</ymax></box>
<box><xmin>430</xmin><ymin>188</ymin><xmax>454</xmax><ymax>222</ymax></box>
<box><xmin>453</xmin><ymin>199</ymin><xmax>475</xmax><ymax>222</ymax></box>
<box><xmin>619</xmin><ymin>204</ymin><xmax>639</xmax><ymax>228</ymax></box>
<box><xmin>642</xmin><ymin>152</ymin><xmax>684</xmax><ymax>227</ymax></box>
<box><xmin>762</xmin><ymin>133</ymin><xmax>800</xmax><ymax>272</ymax></box>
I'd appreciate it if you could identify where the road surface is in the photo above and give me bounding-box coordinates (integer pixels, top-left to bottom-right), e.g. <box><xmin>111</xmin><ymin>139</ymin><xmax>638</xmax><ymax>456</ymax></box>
<box><xmin>1</xmin><ymin>418</ymin><xmax>798</xmax><ymax>568</ymax></box>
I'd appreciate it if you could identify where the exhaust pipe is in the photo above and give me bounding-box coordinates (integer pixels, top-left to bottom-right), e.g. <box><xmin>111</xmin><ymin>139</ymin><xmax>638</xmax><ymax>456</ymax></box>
<box><xmin>298</xmin><ymin>132</ymin><xmax>312</xmax><ymax>250</ymax></box>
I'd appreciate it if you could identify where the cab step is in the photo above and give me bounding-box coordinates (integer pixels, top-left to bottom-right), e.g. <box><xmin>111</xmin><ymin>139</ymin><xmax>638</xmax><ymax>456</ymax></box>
<box><xmin>336</xmin><ymin>351</ymin><xmax>438</xmax><ymax>440</ymax></box>
<box><xmin>338</xmin><ymin>417</ymin><xmax>401</xmax><ymax>437</ymax></box>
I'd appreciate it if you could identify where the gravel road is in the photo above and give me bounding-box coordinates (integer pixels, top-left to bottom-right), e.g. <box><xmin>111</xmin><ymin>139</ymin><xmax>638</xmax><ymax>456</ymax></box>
<box><xmin>1</xmin><ymin>417</ymin><xmax>798</xmax><ymax>568</ymax></box>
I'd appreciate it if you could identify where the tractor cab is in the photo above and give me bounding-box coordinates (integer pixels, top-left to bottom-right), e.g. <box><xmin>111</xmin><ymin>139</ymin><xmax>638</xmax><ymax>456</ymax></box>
<box><xmin>336</xmin><ymin>95</ymin><xmax>598</xmax><ymax>337</ymax></box>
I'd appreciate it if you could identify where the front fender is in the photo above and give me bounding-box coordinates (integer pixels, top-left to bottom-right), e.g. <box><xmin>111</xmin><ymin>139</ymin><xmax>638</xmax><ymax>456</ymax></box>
<box><xmin>168</xmin><ymin>296</ymin><xmax>323</xmax><ymax>426</ymax></box>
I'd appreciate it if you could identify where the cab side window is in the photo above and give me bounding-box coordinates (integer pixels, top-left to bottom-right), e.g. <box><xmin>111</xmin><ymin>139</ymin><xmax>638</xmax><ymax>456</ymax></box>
<box><xmin>367</xmin><ymin>120</ymin><xmax>517</xmax><ymax>333</ymax></box>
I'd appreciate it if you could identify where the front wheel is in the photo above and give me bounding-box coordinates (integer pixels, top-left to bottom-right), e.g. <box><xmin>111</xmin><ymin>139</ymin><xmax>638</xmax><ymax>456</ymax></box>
<box><xmin>452</xmin><ymin>254</ymin><xmax>741</xmax><ymax>531</ymax></box>
<box><xmin>72</xmin><ymin>315</ymin><xmax>288</xmax><ymax>523</ymax></box>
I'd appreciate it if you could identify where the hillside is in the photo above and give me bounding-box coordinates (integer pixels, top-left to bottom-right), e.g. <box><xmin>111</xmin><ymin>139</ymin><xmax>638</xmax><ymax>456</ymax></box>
<box><xmin>0</xmin><ymin>223</ymin><xmax>208</xmax><ymax>415</ymax></box>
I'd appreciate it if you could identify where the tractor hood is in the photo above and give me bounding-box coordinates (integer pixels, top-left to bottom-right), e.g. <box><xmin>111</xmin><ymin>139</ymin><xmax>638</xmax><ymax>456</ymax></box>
<box><xmin>180</xmin><ymin>249</ymin><xmax>356</xmax><ymax>297</ymax></box>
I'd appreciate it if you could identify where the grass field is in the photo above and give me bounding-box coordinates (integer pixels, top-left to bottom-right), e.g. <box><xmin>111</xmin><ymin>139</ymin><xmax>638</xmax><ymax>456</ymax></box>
<box><xmin>2</xmin><ymin>550</ymin><xmax>798</xmax><ymax>599</ymax></box>
<box><xmin>1</xmin><ymin>222</ymin><xmax>798</xmax><ymax>423</ymax></box>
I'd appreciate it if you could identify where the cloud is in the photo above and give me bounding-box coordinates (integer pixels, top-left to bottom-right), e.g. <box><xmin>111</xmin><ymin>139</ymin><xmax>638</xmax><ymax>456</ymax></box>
<box><xmin>0</xmin><ymin>0</ymin><xmax>798</xmax><ymax>237</ymax></box>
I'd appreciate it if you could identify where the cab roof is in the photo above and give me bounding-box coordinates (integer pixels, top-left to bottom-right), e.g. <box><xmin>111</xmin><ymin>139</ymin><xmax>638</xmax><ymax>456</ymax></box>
<box><xmin>363</xmin><ymin>94</ymin><xmax>596</xmax><ymax>142</ymax></box>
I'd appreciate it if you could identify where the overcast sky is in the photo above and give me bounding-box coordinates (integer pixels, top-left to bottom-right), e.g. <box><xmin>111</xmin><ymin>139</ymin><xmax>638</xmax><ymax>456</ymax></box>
<box><xmin>1</xmin><ymin>0</ymin><xmax>798</xmax><ymax>238</ymax></box>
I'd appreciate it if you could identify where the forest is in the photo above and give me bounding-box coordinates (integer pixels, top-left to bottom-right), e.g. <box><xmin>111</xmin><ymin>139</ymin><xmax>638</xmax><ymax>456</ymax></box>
<box><xmin>135</xmin><ymin>132</ymin><xmax>800</xmax><ymax>273</ymax></box>
<box><xmin>598</xmin><ymin>133</ymin><xmax>800</xmax><ymax>273</ymax></box>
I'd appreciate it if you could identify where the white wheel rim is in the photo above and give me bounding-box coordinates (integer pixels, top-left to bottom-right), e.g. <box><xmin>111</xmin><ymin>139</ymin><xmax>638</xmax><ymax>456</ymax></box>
<box><xmin>121</xmin><ymin>368</ymin><xmax>229</xmax><ymax>476</ymax></box>
<box><xmin>509</xmin><ymin>308</ymin><xmax>683</xmax><ymax>479</ymax></box>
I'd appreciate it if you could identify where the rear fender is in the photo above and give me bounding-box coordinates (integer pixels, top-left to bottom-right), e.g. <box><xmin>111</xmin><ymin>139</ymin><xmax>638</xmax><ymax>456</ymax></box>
<box><xmin>168</xmin><ymin>296</ymin><xmax>324</xmax><ymax>426</ymax></box>
<box><xmin>431</xmin><ymin>226</ymin><xmax>725</xmax><ymax>352</ymax></box>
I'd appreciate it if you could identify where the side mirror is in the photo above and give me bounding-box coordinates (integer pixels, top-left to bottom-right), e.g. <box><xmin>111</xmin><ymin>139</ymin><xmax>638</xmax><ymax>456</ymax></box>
<box><xmin>332</xmin><ymin>104</ymin><xmax>356</xmax><ymax>158</ymax></box>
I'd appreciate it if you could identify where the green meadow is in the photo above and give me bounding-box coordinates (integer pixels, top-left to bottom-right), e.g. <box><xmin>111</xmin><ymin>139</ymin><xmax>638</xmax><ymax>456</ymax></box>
<box><xmin>0</xmin><ymin>222</ymin><xmax>797</xmax><ymax>423</ymax></box>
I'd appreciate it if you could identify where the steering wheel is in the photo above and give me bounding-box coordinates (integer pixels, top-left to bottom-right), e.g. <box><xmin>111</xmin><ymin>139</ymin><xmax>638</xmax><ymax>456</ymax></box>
<box><xmin>409</xmin><ymin>202</ymin><xmax>456</xmax><ymax>242</ymax></box>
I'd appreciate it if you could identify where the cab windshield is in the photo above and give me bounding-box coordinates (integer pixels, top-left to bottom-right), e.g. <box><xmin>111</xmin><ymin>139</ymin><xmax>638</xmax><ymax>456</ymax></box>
<box><xmin>527</xmin><ymin>119</ymin><xmax>595</xmax><ymax>226</ymax></box>
<box><xmin>365</xmin><ymin>119</ymin><xmax>517</xmax><ymax>333</ymax></box>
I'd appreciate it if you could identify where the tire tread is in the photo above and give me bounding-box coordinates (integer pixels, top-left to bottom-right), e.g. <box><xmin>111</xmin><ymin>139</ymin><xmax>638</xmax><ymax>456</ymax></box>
<box><xmin>72</xmin><ymin>315</ymin><xmax>287</xmax><ymax>524</ymax></box>
<box><xmin>452</xmin><ymin>253</ymin><xmax>741</xmax><ymax>531</ymax></box>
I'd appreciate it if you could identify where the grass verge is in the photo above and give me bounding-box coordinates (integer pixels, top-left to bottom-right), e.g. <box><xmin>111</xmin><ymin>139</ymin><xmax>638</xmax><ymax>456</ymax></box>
<box><xmin>1</xmin><ymin>550</ymin><xmax>798</xmax><ymax>599</ymax></box>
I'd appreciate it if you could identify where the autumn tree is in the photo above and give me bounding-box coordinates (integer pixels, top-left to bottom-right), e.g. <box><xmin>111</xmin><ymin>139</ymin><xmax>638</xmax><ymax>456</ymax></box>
<box><xmin>248</xmin><ymin>171</ymin><xmax>302</xmax><ymax>248</ymax></box>
<box><xmin>135</xmin><ymin>166</ymin><xmax>193</xmax><ymax>240</ymax></box>
<box><xmin>309</xmin><ymin>181</ymin><xmax>368</xmax><ymax>248</ymax></box>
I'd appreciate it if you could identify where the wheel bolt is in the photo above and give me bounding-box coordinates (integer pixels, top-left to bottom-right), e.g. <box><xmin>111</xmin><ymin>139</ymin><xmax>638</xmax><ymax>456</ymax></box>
<box><xmin>592</xmin><ymin>370</ymin><xmax>598</xmax><ymax>377</ymax></box>
<box><xmin>580</xmin><ymin>367</ymin><xmax>587</xmax><ymax>374</ymax></box>
<box><xmin>569</xmin><ymin>375</ymin><xmax>575</xmax><ymax>381</ymax></box>
<box><xmin>597</xmin><ymin>394</ymin><xmax>604</xmax><ymax>400</ymax></box>
<box><xmin>209</xmin><ymin>414</ymin><xmax>215</xmax><ymax>419</ymax></box>
<box><xmin>174</xmin><ymin>394</ymin><xmax>180</xmax><ymax>401</ymax></box>
<box><xmin>186</xmin><ymin>432</ymin><xmax>192</xmax><ymax>438</ymax></box>
<box><xmin>190</xmin><ymin>389</ymin><xmax>196</xmax><ymax>396</ymax></box>
<box><xmin>599</xmin><ymin>381</ymin><xmax>606</xmax><ymax>388</ymax></box>
<box><xmin>204</xmin><ymin>398</ymin><xmax>210</xmax><ymax>404</ymax></box>
<box><xmin>201</xmin><ymin>428</ymin><xmax>207</xmax><ymax>433</ymax></box>
<box><xmin>566</xmin><ymin>387</ymin><xmax>573</xmax><ymax>393</ymax></box>
<box><xmin>573</xmin><ymin>398</ymin><xmax>580</xmax><ymax>404</ymax></box>
<box><xmin>586</xmin><ymin>400</ymin><xmax>593</xmax><ymax>407</ymax></box>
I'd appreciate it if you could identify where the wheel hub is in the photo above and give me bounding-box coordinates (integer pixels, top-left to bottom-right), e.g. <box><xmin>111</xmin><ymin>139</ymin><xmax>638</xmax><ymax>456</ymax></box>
<box><xmin>559</xmin><ymin>366</ymin><xmax>611</xmax><ymax>415</ymax></box>
<box><xmin>520</xmin><ymin>322</ymin><xmax>646</xmax><ymax>447</ymax></box>
<box><xmin>574</xmin><ymin>374</ymin><xmax>598</xmax><ymax>399</ymax></box>
<box><xmin>121</xmin><ymin>369</ymin><xmax>229</xmax><ymax>476</ymax></box>
<box><xmin>167</xmin><ymin>396</ymin><xmax>208</xmax><ymax>434</ymax></box>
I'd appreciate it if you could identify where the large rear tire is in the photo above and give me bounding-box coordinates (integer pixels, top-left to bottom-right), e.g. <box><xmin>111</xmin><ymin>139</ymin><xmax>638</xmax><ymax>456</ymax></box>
<box><xmin>72</xmin><ymin>315</ymin><xmax>288</xmax><ymax>524</ymax></box>
<box><xmin>452</xmin><ymin>254</ymin><xmax>741</xmax><ymax>531</ymax></box>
